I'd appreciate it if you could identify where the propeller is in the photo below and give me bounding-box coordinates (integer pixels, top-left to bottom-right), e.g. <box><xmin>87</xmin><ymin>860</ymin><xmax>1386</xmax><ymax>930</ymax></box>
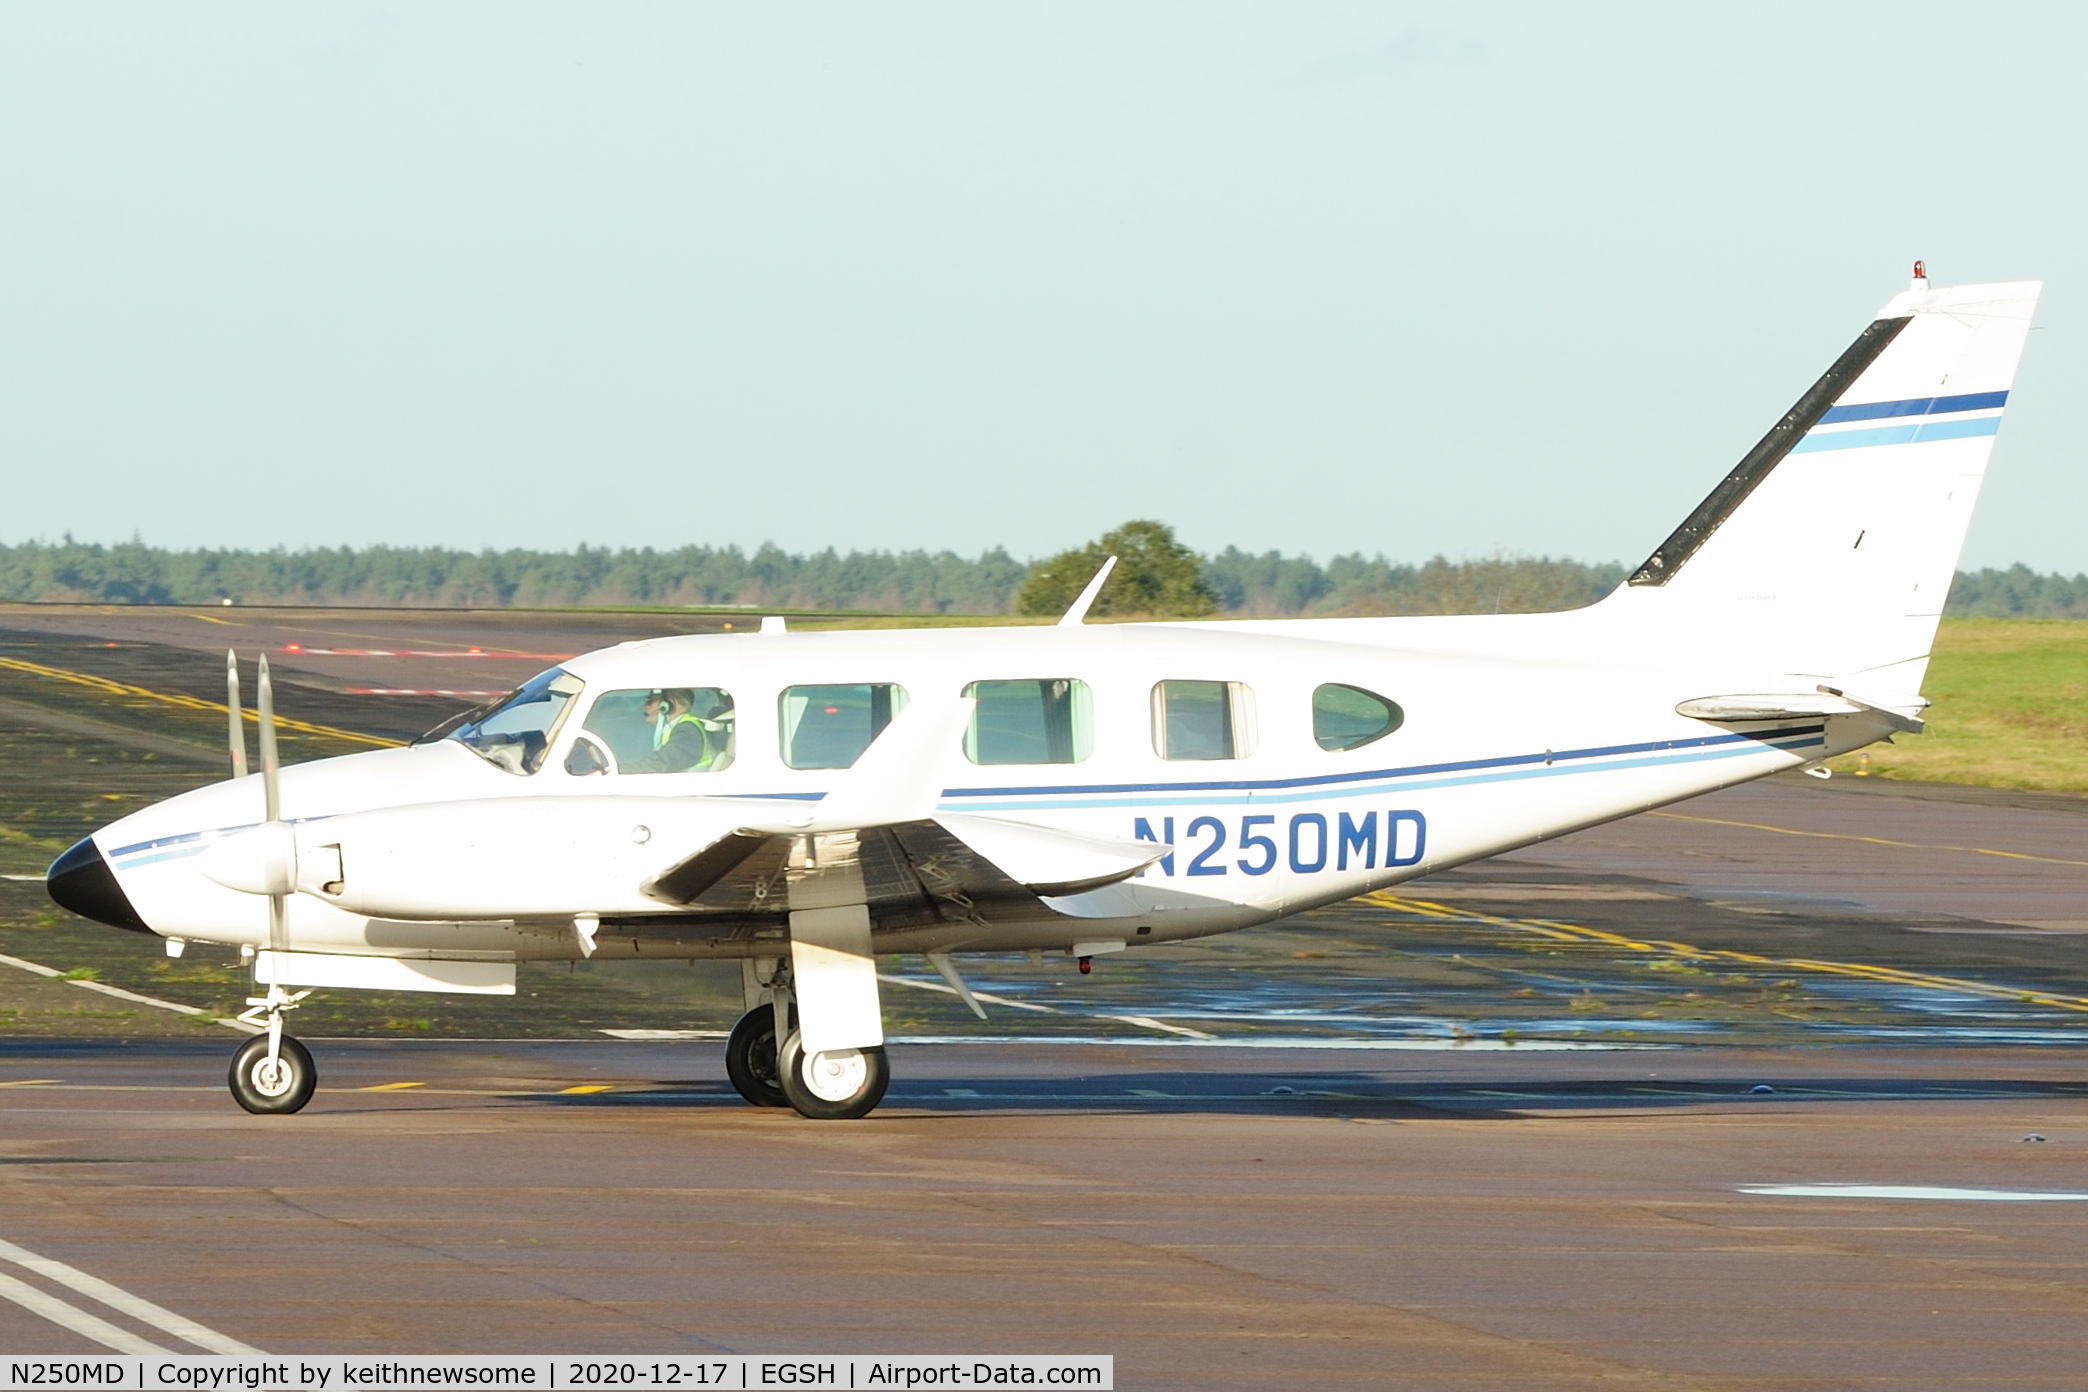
<box><xmin>199</xmin><ymin>654</ymin><xmax>298</xmax><ymax>951</ymax></box>
<box><xmin>213</xmin><ymin>652</ymin><xmax>311</xmax><ymax>1085</ymax></box>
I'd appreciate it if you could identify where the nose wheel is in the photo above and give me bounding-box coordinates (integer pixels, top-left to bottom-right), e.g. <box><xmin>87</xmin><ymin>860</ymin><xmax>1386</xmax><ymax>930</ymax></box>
<box><xmin>228</xmin><ymin>1033</ymin><xmax>316</xmax><ymax>1114</ymax></box>
<box><xmin>229</xmin><ymin>982</ymin><xmax>316</xmax><ymax>1114</ymax></box>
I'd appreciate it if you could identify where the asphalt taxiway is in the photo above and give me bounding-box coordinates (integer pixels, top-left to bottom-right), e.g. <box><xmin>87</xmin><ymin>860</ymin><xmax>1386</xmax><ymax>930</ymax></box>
<box><xmin>3</xmin><ymin>1038</ymin><xmax>2088</xmax><ymax>1388</ymax></box>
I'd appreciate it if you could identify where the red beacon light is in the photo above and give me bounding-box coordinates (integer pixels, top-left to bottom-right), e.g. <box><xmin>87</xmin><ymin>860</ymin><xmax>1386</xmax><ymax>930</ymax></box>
<box><xmin>1911</xmin><ymin>259</ymin><xmax>1929</xmax><ymax>289</ymax></box>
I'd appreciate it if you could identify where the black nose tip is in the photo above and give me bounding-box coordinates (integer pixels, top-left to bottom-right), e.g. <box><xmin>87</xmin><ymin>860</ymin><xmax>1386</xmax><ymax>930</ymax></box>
<box><xmin>47</xmin><ymin>838</ymin><xmax>152</xmax><ymax>934</ymax></box>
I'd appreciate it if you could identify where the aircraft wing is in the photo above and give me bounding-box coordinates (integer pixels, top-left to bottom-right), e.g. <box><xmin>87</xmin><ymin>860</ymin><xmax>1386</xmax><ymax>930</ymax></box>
<box><xmin>636</xmin><ymin>694</ymin><xmax>1168</xmax><ymax>920</ymax></box>
<box><xmin>638</xmin><ymin>814</ymin><xmax>1168</xmax><ymax>916</ymax></box>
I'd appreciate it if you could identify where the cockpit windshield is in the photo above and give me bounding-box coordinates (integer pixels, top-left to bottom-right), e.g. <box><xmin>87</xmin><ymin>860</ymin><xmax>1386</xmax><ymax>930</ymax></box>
<box><xmin>422</xmin><ymin>668</ymin><xmax>584</xmax><ymax>774</ymax></box>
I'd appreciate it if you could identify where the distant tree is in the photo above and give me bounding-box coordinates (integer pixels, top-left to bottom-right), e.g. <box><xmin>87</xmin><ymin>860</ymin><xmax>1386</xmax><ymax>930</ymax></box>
<box><xmin>1</xmin><ymin>533</ymin><xmax>2079</xmax><ymax>619</ymax></box>
<box><xmin>1015</xmin><ymin>520</ymin><xmax>1219</xmax><ymax>620</ymax></box>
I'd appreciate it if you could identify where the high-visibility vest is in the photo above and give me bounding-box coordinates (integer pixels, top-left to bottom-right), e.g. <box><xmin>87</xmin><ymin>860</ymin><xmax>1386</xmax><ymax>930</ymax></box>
<box><xmin>652</xmin><ymin>711</ymin><xmax>718</xmax><ymax>770</ymax></box>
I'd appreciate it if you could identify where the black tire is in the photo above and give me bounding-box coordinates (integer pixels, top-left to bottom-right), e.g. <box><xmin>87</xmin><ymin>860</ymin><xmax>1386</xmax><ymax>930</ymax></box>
<box><xmin>228</xmin><ymin>1034</ymin><xmax>316</xmax><ymax>1115</ymax></box>
<box><xmin>778</xmin><ymin>1032</ymin><xmax>890</xmax><ymax>1121</ymax></box>
<box><xmin>724</xmin><ymin>1006</ymin><xmax>791</xmax><ymax>1108</ymax></box>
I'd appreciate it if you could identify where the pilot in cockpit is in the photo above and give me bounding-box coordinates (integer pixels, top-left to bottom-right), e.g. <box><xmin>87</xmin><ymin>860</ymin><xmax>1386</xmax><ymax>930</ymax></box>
<box><xmin>624</xmin><ymin>688</ymin><xmax>732</xmax><ymax>774</ymax></box>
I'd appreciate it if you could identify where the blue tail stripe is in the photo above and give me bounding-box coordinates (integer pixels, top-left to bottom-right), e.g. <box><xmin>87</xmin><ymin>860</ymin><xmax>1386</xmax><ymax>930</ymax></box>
<box><xmin>1818</xmin><ymin>390</ymin><xmax>2008</xmax><ymax>425</ymax></box>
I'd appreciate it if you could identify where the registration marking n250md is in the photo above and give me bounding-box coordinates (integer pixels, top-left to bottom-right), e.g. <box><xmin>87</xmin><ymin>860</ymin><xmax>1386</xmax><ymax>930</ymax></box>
<box><xmin>1133</xmin><ymin>809</ymin><xmax>1425</xmax><ymax>877</ymax></box>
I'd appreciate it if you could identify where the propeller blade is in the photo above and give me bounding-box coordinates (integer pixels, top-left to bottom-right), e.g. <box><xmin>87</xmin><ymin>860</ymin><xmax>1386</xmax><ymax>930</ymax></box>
<box><xmin>225</xmin><ymin>650</ymin><xmax>249</xmax><ymax>780</ymax></box>
<box><xmin>256</xmin><ymin>654</ymin><xmax>291</xmax><ymax>959</ymax></box>
<box><xmin>257</xmin><ymin>655</ymin><xmax>281</xmax><ymax>824</ymax></box>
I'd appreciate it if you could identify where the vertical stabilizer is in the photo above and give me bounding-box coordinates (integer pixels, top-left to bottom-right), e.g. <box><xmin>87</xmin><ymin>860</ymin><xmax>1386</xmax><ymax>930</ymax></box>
<box><xmin>1614</xmin><ymin>272</ymin><xmax>2040</xmax><ymax>694</ymax></box>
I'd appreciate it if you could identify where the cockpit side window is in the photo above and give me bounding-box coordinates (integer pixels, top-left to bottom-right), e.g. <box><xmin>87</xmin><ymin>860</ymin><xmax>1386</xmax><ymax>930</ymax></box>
<box><xmin>1312</xmin><ymin>683</ymin><xmax>1404</xmax><ymax>752</ymax></box>
<box><xmin>780</xmin><ymin>683</ymin><xmax>908</xmax><ymax>769</ymax></box>
<box><xmin>566</xmin><ymin>687</ymin><xmax>737</xmax><ymax>776</ymax></box>
<box><xmin>963</xmin><ymin>679</ymin><xmax>1094</xmax><ymax>765</ymax></box>
<box><xmin>436</xmin><ymin>668</ymin><xmax>583</xmax><ymax>775</ymax></box>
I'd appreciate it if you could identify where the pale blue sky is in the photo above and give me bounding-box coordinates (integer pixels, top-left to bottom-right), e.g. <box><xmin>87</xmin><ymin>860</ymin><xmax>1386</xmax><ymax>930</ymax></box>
<box><xmin>3</xmin><ymin>3</ymin><xmax>2082</xmax><ymax>571</ymax></box>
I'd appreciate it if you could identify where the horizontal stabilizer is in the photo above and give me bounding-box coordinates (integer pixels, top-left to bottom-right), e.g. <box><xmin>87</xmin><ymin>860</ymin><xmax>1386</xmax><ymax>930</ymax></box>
<box><xmin>935</xmin><ymin>812</ymin><xmax>1170</xmax><ymax>897</ymax></box>
<box><xmin>1676</xmin><ymin>685</ymin><xmax>1926</xmax><ymax>734</ymax></box>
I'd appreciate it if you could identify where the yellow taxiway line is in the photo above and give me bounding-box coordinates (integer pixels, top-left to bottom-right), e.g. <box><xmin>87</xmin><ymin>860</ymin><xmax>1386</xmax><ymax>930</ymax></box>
<box><xmin>0</xmin><ymin>656</ymin><xmax>401</xmax><ymax>749</ymax></box>
<box><xmin>1365</xmin><ymin>890</ymin><xmax>2088</xmax><ymax>1016</ymax></box>
<box><xmin>1646</xmin><ymin>809</ymin><xmax>2088</xmax><ymax>869</ymax></box>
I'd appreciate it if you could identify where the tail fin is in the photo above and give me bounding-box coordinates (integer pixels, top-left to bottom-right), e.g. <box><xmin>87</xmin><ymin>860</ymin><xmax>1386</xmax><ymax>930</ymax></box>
<box><xmin>1615</xmin><ymin>270</ymin><xmax>2041</xmax><ymax>696</ymax></box>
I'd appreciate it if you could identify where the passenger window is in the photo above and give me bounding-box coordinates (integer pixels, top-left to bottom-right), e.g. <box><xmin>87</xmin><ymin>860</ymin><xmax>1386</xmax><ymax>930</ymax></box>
<box><xmin>780</xmin><ymin>683</ymin><xmax>908</xmax><ymax>769</ymax></box>
<box><xmin>1312</xmin><ymin>683</ymin><xmax>1405</xmax><ymax>752</ymax></box>
<box><xmin>963</xmin><ymin>679</ymin><xmax>1094</xmax><ymax>765</ymax></box>
<box><xmin>1152</xmin><ymin>680</ymin><xmax>1256</xmax><ymax>760</ymax></box>
<box><xmin>567</xmin><ymin>687</ymin><xmax>736</xmax><ymax>776</ymax></box>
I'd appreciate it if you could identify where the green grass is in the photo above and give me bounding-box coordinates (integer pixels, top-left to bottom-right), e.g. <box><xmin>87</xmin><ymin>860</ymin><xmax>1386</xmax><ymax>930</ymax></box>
<box><xmin>1826</xmin><ymin>619</ymin><xmax>2088</xmax><ymax>793</ymax></box>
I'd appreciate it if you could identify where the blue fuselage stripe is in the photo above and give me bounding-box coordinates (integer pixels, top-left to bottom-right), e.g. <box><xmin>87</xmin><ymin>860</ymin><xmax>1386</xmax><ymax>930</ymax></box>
<box><xmin>1818</xmin><ymin>390</ymin><xmax>2008</xmax><ymax>425</ymax></box>
<box><xmin>110</xmin><ymin>726</ymin><xmax>1830</xmax><ymax>865</ymax></box>
<box><xmin>946</xmin><ymin>735</ymin><xmax>1825</xmax><ymax>811</ymax></box>
<box><xmin>935</xmin><ymin>724</ymin><xmax>1824</xmax><ymax>799</ymax></box>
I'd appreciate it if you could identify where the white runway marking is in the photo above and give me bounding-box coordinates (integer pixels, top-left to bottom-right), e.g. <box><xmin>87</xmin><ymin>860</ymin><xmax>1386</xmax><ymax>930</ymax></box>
<box><xmin>0</xmin><ymin>1269</ymin><xmax>166</xmax><ymax>1353</ymax></box>
<box><xmin>592</xmin><ymin>1026</ymin><xmax>1664</xmax><ymax>1050</ymax></box>
<box><xmin>0</xmin><ymin>1235</ymin><xmax>264</xmax><ymax>1353</ymax></box>
<box><xmin>1743</xmin><ymin>1184</ymin><xmax>2088</xmax><ymax>1202</ymax></box>
<box><xmin>881</xmin><ymin>1034</ymin><xmax>1667</xmax><ymax>1050</ymax></box>
<box><xmin>879</xmin><ymin>972</ymin><xmax>1218</xmax><ymax>1037</ymax></box>
<box><xmin>0</xmin><ymin>952</ymin><xmax>60</xmax><ymax>978</ymax></box>
<box><xmin>0</xmin><ymin>952</ymin><xmax>255</xmax><ymax>1032</ymax></box>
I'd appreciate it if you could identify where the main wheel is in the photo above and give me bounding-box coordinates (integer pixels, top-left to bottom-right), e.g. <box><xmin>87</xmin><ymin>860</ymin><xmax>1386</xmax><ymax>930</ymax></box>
<box><xmin>724</xmin><ymin>1005</ymin><xmax>791</xmax><ymax>1108</ymax></box>
<box><xmin>228</xmin><ymin>1034</ymin><xmax>316</xmax><ymax>1115</ymax></box>
<box><xmin>778</xmin><ymin>1031</ymin><xmax>890</xmax><ymax>1121</ymax></box>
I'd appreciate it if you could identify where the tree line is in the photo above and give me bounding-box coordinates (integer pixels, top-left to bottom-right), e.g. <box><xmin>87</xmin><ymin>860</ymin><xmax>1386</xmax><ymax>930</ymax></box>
<box><xmin>1</xmin><ymin>534</ymin><xmax>2082</xmax><ymax>620</ymax></box>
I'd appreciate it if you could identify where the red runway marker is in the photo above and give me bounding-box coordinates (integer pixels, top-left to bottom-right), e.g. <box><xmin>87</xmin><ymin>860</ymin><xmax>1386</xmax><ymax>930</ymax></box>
<box><xmin>286</xmin><ymin>648</ymin><xmax>576</xmax><ymax>660</ymax></box>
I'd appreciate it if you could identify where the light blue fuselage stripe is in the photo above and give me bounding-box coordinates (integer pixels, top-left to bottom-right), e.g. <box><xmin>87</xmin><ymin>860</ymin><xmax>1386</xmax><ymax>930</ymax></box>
<box><xmin>115</xmin><ymin>846</ymin><xmax>208</xmax><ymax>869</ymax></box>
<box><xmin>1793</xmin><ymin>415</ymin><xmax>2001</xmax><ymax>454</ymax></box>
<box><xmin>942</xmin><ymin>736</ymin><xmax>1824</xmax><ymax>812</ymax></box>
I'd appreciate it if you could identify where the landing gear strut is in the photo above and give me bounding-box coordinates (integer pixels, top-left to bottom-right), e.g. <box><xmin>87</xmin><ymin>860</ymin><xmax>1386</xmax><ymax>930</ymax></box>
<box><xmin>229</xmin><ymin>983</ymin><xmax>315</xmax><ymax>1114</ymax></box>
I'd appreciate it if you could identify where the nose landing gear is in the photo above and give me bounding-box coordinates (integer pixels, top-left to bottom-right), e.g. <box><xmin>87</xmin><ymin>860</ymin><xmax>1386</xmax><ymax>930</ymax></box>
<box><xmin>229</xmin><ymin>983</ymin><xmax>315</xmax><ymax>1114</ymax></box>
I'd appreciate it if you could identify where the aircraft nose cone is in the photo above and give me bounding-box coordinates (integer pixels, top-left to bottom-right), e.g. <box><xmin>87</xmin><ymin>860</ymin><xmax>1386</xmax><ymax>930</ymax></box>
<box><xmin>46</xmin><ymin>838</ymin><xmax>152</xmax><ymax>934</ymax></box>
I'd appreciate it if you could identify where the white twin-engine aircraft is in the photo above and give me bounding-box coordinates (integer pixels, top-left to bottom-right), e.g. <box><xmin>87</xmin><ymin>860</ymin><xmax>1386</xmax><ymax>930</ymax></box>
<box><xmin>47</xmin><ymin>268</ymin><xmax>2040</xmax><ymax>1119</ymax></box>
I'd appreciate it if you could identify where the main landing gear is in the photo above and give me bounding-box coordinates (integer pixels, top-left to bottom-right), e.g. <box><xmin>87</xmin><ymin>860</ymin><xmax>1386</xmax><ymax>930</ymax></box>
<box><xmin>729</xmin><ymin>961</ymin><xmax>890</xmax><ymax>1121</ymax></box>
<box><xmin>778</xmin><ymin>1031</ymin><xmax>890</xmax><ymax>1121</ymax></box>
<box><xmin>724</xmin><ymin>1003</ymin><xmax>790</xmax><ymax>1108</ymax></box>
<box><xmin>229</xmin><ymin>983</ymin><xmax>315</xmax><ymax>1114</ymax></box>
